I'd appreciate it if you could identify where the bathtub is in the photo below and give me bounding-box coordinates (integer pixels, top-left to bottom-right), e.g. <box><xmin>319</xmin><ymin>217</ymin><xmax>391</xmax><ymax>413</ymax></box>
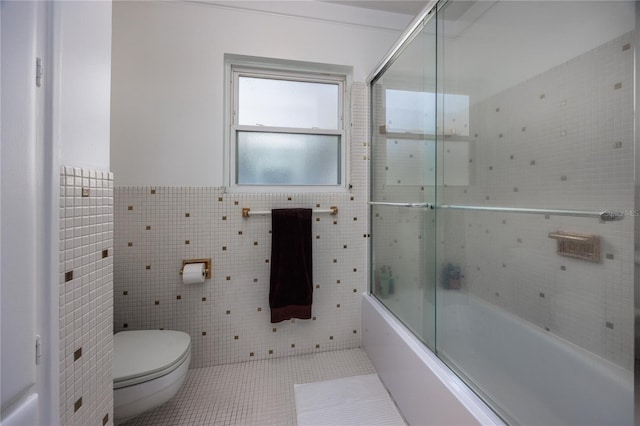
<box><xmin>362</xmin><ymin>292</ymin><xmax>633</xmax><ymax>425</ymax></box>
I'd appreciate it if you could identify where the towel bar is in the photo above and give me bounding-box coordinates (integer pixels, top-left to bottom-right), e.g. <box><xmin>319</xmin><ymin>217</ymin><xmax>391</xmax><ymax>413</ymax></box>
<box><xmin>242</xmin><ymin>206</ymin><xmax>338</xmax><ymax>218</ymax></box>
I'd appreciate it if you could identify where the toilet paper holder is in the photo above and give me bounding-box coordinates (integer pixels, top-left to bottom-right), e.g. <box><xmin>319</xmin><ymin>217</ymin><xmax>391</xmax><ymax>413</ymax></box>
<box><xmin>180</xmin><ymin>258</ymin><xmax>212</xmax><ymax>279</ymax></box>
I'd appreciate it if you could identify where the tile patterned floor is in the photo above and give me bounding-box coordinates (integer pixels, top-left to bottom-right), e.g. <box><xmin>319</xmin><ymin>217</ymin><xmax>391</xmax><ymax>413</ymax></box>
<box><xmin>123</xmin><ymin>348</ymin><xmax>377</xmax><ymax>426</ymax></box>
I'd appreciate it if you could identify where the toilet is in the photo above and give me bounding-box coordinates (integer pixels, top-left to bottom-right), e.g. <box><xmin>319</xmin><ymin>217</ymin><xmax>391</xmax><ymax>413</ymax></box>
<box><xmin>113</xmin><ymin>330</ymin><xmax>191</xmax><ymax>424</ymax></box>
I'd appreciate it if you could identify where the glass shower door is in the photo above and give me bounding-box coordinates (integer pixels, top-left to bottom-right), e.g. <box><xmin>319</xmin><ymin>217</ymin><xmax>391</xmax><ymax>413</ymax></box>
<box><xmin>434</xmin><ymin>1</ymin><xmax>635</xmax><ymax>424</ymax></box>
<box><xmin>370</xmin><ymin>16</ymin><xmax>437</xmax><ymax>348</ymax></box>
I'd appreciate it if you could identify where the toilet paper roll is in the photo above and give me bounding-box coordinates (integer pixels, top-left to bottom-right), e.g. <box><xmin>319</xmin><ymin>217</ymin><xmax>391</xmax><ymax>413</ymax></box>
<box><xmin>183</xmin><ymin>263</ymin><xmax>206</xmax><ymax>284</ymax></box>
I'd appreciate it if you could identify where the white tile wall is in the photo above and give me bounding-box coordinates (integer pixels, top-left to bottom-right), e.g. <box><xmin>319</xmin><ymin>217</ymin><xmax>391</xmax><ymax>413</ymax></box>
<box><xmin>113</xmin><ymin>83</ymin><xmax>369</xmax><ymax>368</ymax></box>
<box><xmin>59</xmin><ymin>166</ymin><xmax>114</xmax><ymax>426</ymax></box>
<box><xmin>447</xmin><ymin>34</ymin><xmax>634</xmax><ymax>213</ymax></box>
<box><xmin>372</xmin><ymin>33</ymin><xmax>634</xmax><ymax>370</ymax></box>
<box><xmin>440</xmin><ymin>33</ymin><xmax>635</xmax><ymax>370</ymax></box>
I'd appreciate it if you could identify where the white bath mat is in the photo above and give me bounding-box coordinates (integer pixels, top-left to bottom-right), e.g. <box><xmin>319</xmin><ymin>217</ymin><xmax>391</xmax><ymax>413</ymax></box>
<box><xmin>294</xmin><ymin>374</ymin><xmax>406</xmax><ymax>426</ymax></box>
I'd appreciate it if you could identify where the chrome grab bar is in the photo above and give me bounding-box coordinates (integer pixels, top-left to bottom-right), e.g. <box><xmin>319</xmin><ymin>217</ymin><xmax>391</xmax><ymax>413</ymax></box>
<box><xmin>369</xmin><ymin>202</ymin><xmax>624</xmax><ymax>222</ymax></box>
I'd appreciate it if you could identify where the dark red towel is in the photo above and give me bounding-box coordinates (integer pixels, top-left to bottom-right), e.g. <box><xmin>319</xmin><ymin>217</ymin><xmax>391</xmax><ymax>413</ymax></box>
<box><xmin>269</xmin><ymin>208</ymin><xmax>313</xmax><ymax>323</ymax></box>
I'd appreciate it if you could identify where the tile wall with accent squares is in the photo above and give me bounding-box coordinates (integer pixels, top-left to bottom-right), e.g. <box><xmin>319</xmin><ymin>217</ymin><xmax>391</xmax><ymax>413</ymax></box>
<box><xmin>59</xmin><ymin>166</ymin><xmax>114</xmax><ymax>426</ymax></box>
<box><xmin>373</xmin><ymin>33</ymin><xmax>635</xmax><ymax>370</ymax></box>
<box><xmin>113</xmin><ymin>83</ymin><xmax>369</xmax><ymax>368</ymax></box>
<box><xmin>439</xmin><ymin>32</ymin><xmax>635</xmax><ymax>370</ymax></box>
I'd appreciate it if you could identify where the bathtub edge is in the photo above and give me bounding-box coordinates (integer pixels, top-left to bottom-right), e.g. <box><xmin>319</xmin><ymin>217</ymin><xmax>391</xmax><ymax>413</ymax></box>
<box><xmin>361</xmin><ymin>293</ymin><xmax>504</xmax><ymax>426</ymax></box>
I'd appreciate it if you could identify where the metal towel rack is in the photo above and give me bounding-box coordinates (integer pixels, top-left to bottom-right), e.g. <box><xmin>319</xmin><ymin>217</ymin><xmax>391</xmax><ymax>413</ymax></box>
<box><xmin>242</xmin><ymin>206</ymin><xmax>338</xmax><ymax>218</ymax></box>
<box><xmin>368</xmin><ymin>202</ymin><xmax>624</xmax><ymax>222</ymax></box>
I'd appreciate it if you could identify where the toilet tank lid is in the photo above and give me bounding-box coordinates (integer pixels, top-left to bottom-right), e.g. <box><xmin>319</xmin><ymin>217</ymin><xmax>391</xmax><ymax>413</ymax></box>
<box><xmin>113</xmin><ymin>330</ymin><xmax>191</xmax><ymax>384</ymax></box>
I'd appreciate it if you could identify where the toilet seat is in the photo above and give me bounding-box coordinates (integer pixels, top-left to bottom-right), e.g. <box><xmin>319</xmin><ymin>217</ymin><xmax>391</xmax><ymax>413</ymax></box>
<box><xmin>113</xmin><ymin>330</ymin><xmax>191</xmax><ymax>389</ymax></box>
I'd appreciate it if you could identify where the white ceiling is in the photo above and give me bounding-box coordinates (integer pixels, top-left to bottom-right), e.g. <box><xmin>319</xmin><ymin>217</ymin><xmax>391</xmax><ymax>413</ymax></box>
<box><xmin>322</xmin><ymin>1</ymin><xmax>428</xmax><ymax>16</ymax></box>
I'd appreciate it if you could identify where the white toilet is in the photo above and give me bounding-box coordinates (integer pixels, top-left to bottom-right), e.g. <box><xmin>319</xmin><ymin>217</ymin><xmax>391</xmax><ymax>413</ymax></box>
<box><xmin>113</xmin><ymin>330</ymin><xmax>191</xmax><ymax>424</ymax></box>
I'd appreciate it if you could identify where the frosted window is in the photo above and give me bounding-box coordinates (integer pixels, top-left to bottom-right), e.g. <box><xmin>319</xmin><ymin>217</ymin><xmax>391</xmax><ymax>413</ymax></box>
<box><xmin>228</xmin><ymin>63</ymin><xmax>346</xmax><ymax>190</ymax></box>
<box><xmin>239</xmin><ymin>77</ymin><xmax>339</xmax><ymax>129</ymax></box>
<box><xmin>386</xmin><ymin>89</ymin><xmax>469</xmax><ymax>136</ymax></box>
<box><xmin>237</xmin><ymin>132</ymin><xmax>340</xmax><ymax>185</ymax></box>
<box><xmin>386</xmin><ymin>90</ymin><xmax>436</xmax><ymax>133</ymax></box>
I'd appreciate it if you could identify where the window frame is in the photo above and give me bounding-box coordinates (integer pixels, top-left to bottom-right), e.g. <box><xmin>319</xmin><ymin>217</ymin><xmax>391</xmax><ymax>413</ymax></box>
<box><xmin>224</xmin><ymin>56</ymin><xmax>350</xmax><ymax>192</ymax></box>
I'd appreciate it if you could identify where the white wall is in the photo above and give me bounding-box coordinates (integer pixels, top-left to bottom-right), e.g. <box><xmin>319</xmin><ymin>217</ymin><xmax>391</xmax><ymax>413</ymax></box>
<box><xmin>111</xmin><ymin>1</ymin><xmax>406</xmax><ymax>186</ymax></box>
<box><xmin>1</xmin><ymin>2</ymin><xmax>40</xmax><ymax>420</ymax></box>
<box><xmin>56</xmin><ymin>0</ymin><xmax>112</xmax><ymax>171</ymax></box>
<box><xmin>53</xmin><ymin>1</ymin><xmax>114</xmax><ymax>424</ymax></box>
<box><xmin>1</xmin><ymin>1</ymin><xmax>112</xmax><ymax>424</ymax></box>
